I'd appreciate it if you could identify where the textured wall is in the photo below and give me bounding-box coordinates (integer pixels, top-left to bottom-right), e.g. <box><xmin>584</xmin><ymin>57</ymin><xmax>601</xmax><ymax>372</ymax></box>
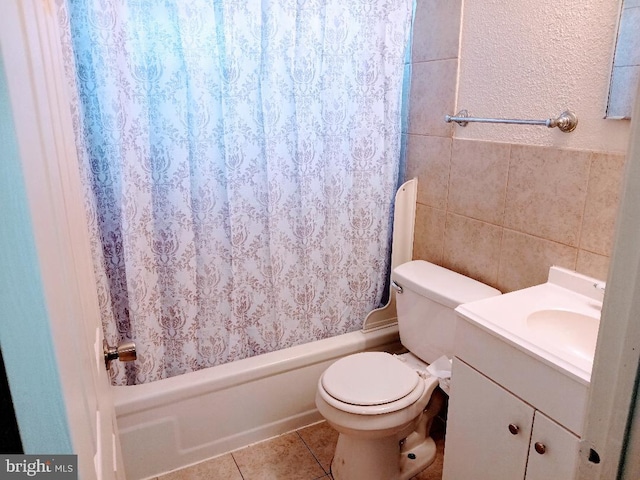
<box><xmin>456</xmin><ymin>0</ymin><xmax>630</xmax><ymax>152</ymax></box>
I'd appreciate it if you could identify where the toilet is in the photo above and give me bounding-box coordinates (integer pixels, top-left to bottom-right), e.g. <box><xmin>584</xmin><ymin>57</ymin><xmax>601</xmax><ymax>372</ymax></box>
<box><xmin>315</xmin><ymin>260</ymin><xmax>501</xmax><ymax>480</ymax></box>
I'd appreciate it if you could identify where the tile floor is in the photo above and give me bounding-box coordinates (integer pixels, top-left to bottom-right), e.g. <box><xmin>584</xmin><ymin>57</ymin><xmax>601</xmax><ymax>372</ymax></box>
<box><xmin>156</xmin><ymin>419</ymin><xmax>445</xmax><ymax>480</ymax></box>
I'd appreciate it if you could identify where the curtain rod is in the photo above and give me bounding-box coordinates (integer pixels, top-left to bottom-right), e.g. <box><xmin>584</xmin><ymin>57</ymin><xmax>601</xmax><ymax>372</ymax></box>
<box><xmin>444</xmin><ymin>110</ymin><xmax>578</xmax><ymax>133</ymax></box>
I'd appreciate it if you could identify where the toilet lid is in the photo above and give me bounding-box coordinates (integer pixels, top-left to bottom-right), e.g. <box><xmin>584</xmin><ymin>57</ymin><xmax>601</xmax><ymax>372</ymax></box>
<box><xmin>321</xmin><ymin>352</ymin><xmax>420</xmax><ymax>406</ymax></box>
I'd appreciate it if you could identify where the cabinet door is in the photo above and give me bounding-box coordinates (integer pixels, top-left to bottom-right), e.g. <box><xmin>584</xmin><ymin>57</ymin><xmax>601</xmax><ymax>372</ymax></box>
<box><xmin>443</xmin><ymin>359</ymin><xmax>535</xmax><ymax>480</ymax></box>
<box><xmin>525</xmin><ymin>411</ymin><xmax>579</xmax><ymax>480</ymax></box>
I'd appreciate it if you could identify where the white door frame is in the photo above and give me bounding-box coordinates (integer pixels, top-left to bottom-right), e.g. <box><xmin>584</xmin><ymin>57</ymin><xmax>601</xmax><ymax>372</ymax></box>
<box><xmin>0</xmin><ymin>1</ymin><xmax>124</xmax><ymax>478</ymax></box>
<box><xmin>577</xmin><ymin>84</ymin><xmax>640</xmax><ymax>477</ymax></box>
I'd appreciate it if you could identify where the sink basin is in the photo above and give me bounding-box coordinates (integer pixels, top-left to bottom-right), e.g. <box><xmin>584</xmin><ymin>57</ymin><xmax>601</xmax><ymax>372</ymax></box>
<box><xmin>455</xmin><ymin>266</ymin><xmax>604</xmax><ymax>384</ymax></box>
<box><xmin>527</xmin><ymin>309</ymin><xmax>599</xmax><ymax>362</ymax></box>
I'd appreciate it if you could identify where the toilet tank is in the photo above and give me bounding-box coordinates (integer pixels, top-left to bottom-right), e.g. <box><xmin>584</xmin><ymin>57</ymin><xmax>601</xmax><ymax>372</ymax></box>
<box><xmin>392</xmin><ymin>260</ymin><xmax>501</xmax><ymax>363</ymax></box>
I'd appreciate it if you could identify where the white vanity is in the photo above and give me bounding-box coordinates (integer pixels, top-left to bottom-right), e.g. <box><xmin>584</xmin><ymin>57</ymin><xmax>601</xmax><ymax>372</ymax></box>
<box><xmin>442</xmin><ymin>267</ymin><xmax>603</xmax><ymax>479</ymax></box>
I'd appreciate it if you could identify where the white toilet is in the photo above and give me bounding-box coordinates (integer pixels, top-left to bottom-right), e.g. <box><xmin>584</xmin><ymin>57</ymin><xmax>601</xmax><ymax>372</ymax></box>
<box><xmin>315</xmin><ymin>260</ymin><xmax>501</xmax><ymax>480</ymax></box>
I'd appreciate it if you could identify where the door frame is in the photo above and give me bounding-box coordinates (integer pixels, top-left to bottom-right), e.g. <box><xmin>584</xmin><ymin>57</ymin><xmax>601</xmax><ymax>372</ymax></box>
<box><xmin>0</xmin><ymin>32</ymin><xmax>74</xmax><ymax>457</ymax></box>
<box><xmin>578</xmin><ymin>81</ymin><xmax>640</xmax><ymax>479</ymax></box>
<box><xmin>0</xmin><ymin>1</ymin><xmax>124</xmax><ymax>478</ymax></box>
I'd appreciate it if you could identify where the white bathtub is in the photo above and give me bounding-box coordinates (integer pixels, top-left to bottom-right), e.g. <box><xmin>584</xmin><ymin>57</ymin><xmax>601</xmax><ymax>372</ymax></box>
<box><xmin>114</xmin><ymin>324</ymin><xmax>402</xmax><ymax>479</ymax></box>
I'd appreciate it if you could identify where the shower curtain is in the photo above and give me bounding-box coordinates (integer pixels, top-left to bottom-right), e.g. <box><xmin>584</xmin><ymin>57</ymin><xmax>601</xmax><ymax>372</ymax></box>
<box><xmin>57</xmin><ymin>0</ymin><xmax>413</xmax><ymax>385</ymax></box>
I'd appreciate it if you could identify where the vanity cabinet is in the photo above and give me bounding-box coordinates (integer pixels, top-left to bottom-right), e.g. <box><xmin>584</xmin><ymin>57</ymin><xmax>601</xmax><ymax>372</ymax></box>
<box><xmin>525</xmin><ymin>408</ymin><xmax>580</xmax><ymax>480</ymax></box>
<box><xmin>442</xmin><ymin>359</ymin><xmax>579</xmax><ymax>480</ymax></box>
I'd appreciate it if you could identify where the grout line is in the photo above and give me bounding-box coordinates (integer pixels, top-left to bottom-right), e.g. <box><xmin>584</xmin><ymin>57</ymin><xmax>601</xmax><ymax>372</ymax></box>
<box><xmin>296</xmin><ymin>430</ymin><xmax>331</xmax><ymax>476</ymax></box>
<box><xmin>496</xmin><ymin>142</ymin><xmax>513</xmax><ymax>291</ymax></box>
<box><xmin>439</xmin><ymin>136</ymin><xmax>453</xmax><ymax>266</ymax></box>
<box><xmin>501</xmin><ymin>142</ymin><xmax>512</xmax><ymax>228</ymax></box>
<box><xmin>575</xmin><ymin>151</ymin><xmax>595</xmax><ymax>265</ymax></box>
<box><xmin>230</xmin><ymin>452</ymin><xmax>245</xmax><ymax>480</ymax></box>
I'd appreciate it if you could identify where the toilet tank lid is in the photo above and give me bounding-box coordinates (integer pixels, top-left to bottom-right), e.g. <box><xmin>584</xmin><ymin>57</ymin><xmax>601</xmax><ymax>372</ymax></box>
<box><xmin>392</xmin><ymin>260</ymin><xmax>501</xmax><ymax>308</ymax></box>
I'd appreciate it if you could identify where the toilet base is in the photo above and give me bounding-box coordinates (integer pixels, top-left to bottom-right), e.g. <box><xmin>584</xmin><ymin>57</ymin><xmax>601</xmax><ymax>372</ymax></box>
<box><xmin>330</xmin><ymin>433</ymin><xmax>436</xmax><ymax>480</ymax></box>
<box><xmin>328</xmin><ymin>389</ymin><xmax>444</xmax><ymax>480</ymax></box>
<box><xmin>400</xmin><ymin>434</ymin><xmax>437</xmax><ymax>479</ymax></box>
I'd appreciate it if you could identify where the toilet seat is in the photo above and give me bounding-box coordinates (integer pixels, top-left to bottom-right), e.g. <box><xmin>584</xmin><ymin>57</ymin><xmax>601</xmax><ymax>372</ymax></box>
<box><xmin>319</xmin><ymin>352</ymin><xmax>427</xmax><ymax>415</ymax></box>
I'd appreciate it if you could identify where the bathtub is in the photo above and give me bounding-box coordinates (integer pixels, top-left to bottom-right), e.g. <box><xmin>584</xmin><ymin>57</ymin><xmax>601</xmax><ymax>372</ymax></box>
<box><xmin>114</xmin><ymin>324</ymin><xmax>402</xmax><ymax>479</ymax></box>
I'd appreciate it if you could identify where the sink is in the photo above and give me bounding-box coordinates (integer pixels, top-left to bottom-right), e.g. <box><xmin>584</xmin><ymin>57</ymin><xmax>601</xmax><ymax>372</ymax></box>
<box><xmin>455</xmin><ymin>266</ymin><xmax>604</xmax><ymax>383</ymax></box>
<box><xmin>453</xmin><ymin>267</ymin><xmax>605</xmax><ymax>435</ymax></box>
<box><xmin>527</xmin><ymin>309</ymin><xmax>599</xmax><ymax>362</ymax></box>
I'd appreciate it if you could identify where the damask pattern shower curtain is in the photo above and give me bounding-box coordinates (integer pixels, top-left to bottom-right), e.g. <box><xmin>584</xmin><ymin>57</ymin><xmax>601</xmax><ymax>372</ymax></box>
<box><xmin>57</xmin><ymin>0</ymin><xmax>413</xmax><ymax>385</ymax></box>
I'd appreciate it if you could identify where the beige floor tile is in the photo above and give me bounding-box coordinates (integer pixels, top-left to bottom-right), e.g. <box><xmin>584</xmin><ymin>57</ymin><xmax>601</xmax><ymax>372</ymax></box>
<box><xmin>153</xmin><ymin>417</ymin><xmax>445</xmax><ymax>480</ymax></box>
<box><xmin>233</xmin><ymin>432</ymin><xmax>326</xmax><ymax>480</ymax></box>
<box><xmin>157</xmin><ymin>453</ymin><xmax>242</xmax><ymax>480</ymax></box>
<box><xmin>297</xmin><ymin>421</ymin><xmax>339</xmax><ymax>473</ymax></box>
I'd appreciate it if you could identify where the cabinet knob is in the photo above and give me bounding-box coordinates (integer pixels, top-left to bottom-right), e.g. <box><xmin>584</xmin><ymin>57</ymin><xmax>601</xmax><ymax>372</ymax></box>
<box><xmin>508</xmin><ymin>424</ymin><xmax>520</xmax><ymax>435</ymax></box>
<box><xmin>534</xmin><ymin>442</ymin><xmax>546</xmax><ymax>455</ymax></box>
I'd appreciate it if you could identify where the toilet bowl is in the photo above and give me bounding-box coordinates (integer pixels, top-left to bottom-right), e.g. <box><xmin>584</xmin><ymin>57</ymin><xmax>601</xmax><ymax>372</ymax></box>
<box><xmin>316</xmin><ymin>351</ymin><xmax>441</xmax><ymax>480</ymax></box>
<box><xmin>315</xmin><ymin>260</ymin><xmax>501</xmax><ymax>480</ymax></box>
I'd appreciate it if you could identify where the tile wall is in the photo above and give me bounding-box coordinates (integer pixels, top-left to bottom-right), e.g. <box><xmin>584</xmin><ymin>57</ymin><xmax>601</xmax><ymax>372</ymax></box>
<box><xmin>406</xmin><ymin>0</ymin><xmax>627</xmax><ymax>292</ymax></box>
<box><xmin>408</xmin><ymin>140</ymin><xmax>626</xmax><ymax>292</ymax></box>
